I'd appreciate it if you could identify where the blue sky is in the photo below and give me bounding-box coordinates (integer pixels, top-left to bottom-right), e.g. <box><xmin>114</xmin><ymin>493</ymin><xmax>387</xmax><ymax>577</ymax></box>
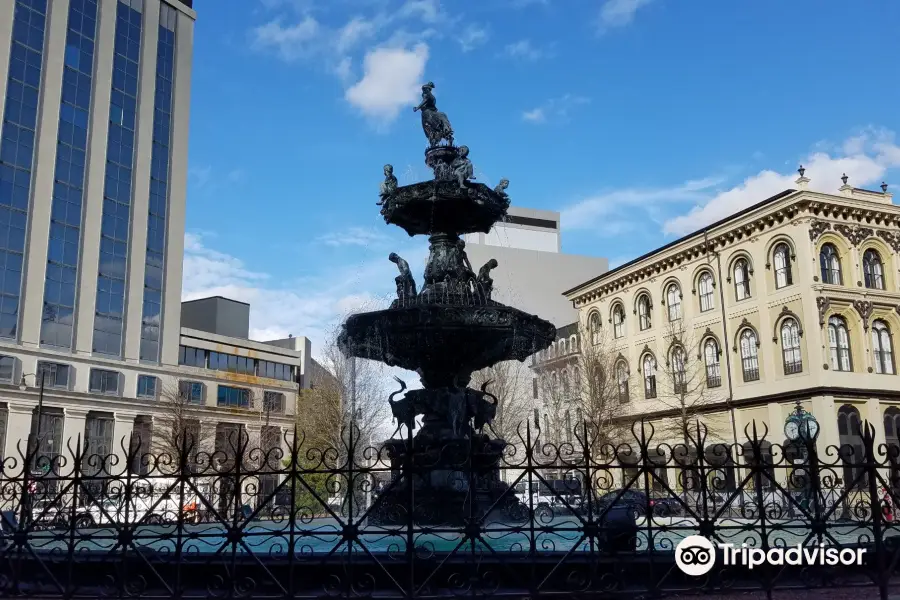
<box><xmin>181</xmin><ymin>0</ymin><xmax>900</xmax><ymax>350</ymax></box>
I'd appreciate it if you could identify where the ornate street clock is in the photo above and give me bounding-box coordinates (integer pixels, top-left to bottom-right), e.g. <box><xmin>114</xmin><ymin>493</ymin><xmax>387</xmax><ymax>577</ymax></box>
<box><xmin>784</xmin><ymin>400</ymin><xmax>820</xmax><ymax>442</ymax></box>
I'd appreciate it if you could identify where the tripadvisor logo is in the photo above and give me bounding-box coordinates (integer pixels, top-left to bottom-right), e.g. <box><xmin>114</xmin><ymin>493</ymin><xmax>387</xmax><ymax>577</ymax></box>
<box><xmin>675</xmin><ymin>535</ymin><xmax>866</xmax><ymax>576</ymax></box>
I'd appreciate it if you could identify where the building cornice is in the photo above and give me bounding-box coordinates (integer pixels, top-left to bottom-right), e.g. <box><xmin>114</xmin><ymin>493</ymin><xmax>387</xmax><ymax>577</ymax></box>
<box><xmin>566</xmin><ymin>190</ymin><xmax>900</xmax><ymax>307</ymax></box>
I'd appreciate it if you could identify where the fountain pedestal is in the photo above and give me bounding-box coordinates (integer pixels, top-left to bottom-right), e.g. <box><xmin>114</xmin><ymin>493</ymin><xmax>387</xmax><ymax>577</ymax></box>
<box><xmin>339</xmin><ymin>83</ymin><xmax>555</xmax><ymax>526</ymax></box>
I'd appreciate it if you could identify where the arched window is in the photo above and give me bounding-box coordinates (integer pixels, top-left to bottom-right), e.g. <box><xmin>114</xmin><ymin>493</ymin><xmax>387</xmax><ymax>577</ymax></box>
<box><xmin>559</xmin><ymin>339</ymin><xmax>567</xmax><ymax>355</ymax></box>
<box><xmin>642</xmin><ymin>354</ymin><xmax>657</xmax><ymax>399</ymax></box>
<box><xmin>837</xmin><ymin>405</ymin><xmax>866</xmax><ymax>490</ymax></box>
<box><xmin>637</xmin><ymin>294</ymin><xmax>652</xmax><ymax>331</ymax></box>
<box><xmin>570</xmin><ymin>335</ymin><xmax>578</xmax><ymax>353</ymax></box>
<box><xmin>551</xmin><ymin>372</ymin><xmax>559</xmax><ymax>393</ymax></box>
<box><xmin>828</xmin><ymin>315</ymin><xmax>852</xmax><ymax>372</ymax></box>
<box><xmin>819</xmin><ymin>243</ymin><xmax>842</xmax><ymax>285</ymax></box>
<box><xmin>703</xmin><ymin>338</ymin><xmax>721</xmax><ymax>388</ymax></box>
<box><xmin>612</xmin><ymin>304</ymin><xmax>625</xmax><ymax>339</ymax></box>
<box><xmin>671</xmin><ymin>346</ymin><xmax>687</xmax><ymax>394</ymax></box>
<box><xmin>773</xmin><ymin>243</ymin><xmax>793</xmax><ymax>289</ymax></box>
<box><xmin>562</xmin><ymin>369</ymin><xmax>571</xmax><ymax>396</ymax></box>
<box><xmin>574</xmin><ymin>366</ymin><xmax>581</xmax><ymax>390</ymax></box>
<box><xmin>733</xmin><ymin>258</ymin><xmax>751</xmax><ymax>301</ymax></box>
<box><xmin>698</xmin><ymin>272</ymin><xmax>715</xmax><ymax>312</ymax></box>
<box><xmin>780</xmin><ymin>318</ymin><xmax>802</xmax><ymax>375</ymax></box>
<box><xmin>589</xmin><ymin>312</ymin><xmax>601</xmax><ymax>345</ymax></box>
<box><xmin>872</xmin><ymin>319</ymin><xmax>895</xmax><ymax>375</ymax></box>
<box><xmin>616</xmin><ymin>361</ymin><xmax>629</xmax><ymax>403</ymax></box>
<box><xmin>739</xmin><ymin>329</ymin><xmax>760</xmax><ymax>382</ymax></box>
<box><xmin>666</xmin><ymin>284</ymin><xmax>682</xmax><ymax>321</ymax></box>
<box><xmin>863</xmin><ymin>249</ymin><xmax>885</xmax><ymax>290</ymax></box>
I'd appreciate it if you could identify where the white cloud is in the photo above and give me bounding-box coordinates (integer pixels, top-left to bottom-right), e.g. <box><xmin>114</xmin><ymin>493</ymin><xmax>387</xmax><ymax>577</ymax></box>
<box><xmin>598</xmin><ymin>0</ymin><xmax>653</xmax><ymax>31</ymax></box>
<box><xmin>397</xmin><ymin>0</ymin><xmax>443</xmax><ymax>24</ymax></box>
<box><xmin>182</xmin><ymin>231</ymin><xmax>428</xmax><ymax>351</ymax></box>
<box><xmin>503</xmin><ymin>39</ymin><xmax>546</xmax><ymax>61</ymax></box>
<box><xmin>562</xmin><ymin>176</ymin><xmax>723</xmax><ymax>230</ymax></box>
<box><xmin>316</xmin><ymin>227</ymin><xmax>391</xmax><ymax>248</ymax></box>
<box><xmin>457</xmin><ymin>24</ymin><xmax>488</xmax><ymax>52</ymax></box>
<box><xmin>335</xmin><ymin>16</ymin><xmax>379</xmax><ymax>54</ymax></box>
<box><xmin>663</xmin><ymin>128</ymin><xmax>900</xmax><ymax>236</ymax></box>
<box><xmin>522</xmin><ymin>107</ymin><xmax>545</xmax><ymax>123</ymax></box>
<box><xmin>345</xmin><ymin>43</ymin><xmax>429</xmax><ymax>123</ymax></box>
<box><xmin>521</xmin><ymin>94</ymin><xmax>590</xmax><ymax>124</ymax></box>
<box><xmin>251</xmin><ymin>16</ymin><xmax>320</xmax><ymax>61</ymax></box>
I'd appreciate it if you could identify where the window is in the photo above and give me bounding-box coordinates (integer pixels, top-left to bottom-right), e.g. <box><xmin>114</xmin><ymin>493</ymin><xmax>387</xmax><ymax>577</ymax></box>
<box><xmin>137</xmin><ymin>374</ymin><xmax>158</xmax><ymax>398</ymax></box>
<box><xmin>872</xmin><ymin>320</ymin><xmax>894</xmax><ymax>375</ymax></box>
<box><xmin>612</xmin><ymin>304</ymin><xmax>625</xmax><ymax>338</ymax></box>
<box><xmin>828</xmin><ymin>315</ymin><xmax>852</xmax><ymax>372</ymax></box>
<box><xmin>89</xmin><ymin>369</ymin><xmax>120</xmax><ymax>395</ymax></box>
<box><xmin>83</xmin><ymin>413</ymin><xmax>114</xmax><ymax>475</ymax></box>
<box><xmin>773</xmin><ymin>243</ymin><xmax>792</xmax><ymax>288</ymax></box>
<box><xmin>666</xmin><ymin>284</ymin><xmax>681</xmax><ymax>321</ymax></box>
<box><xmin>574</xmin><ymin>367</ymin><xmax>581</xmax><ymax>391</ymax></box>
<box><xmin>589</xmin><ymin>312</ymin><xmax>601</xmax><ymax>345</ymax></box>
<box><xmin>0</xmin><ymin>355</ymin><xmax>14</xmax><ymax>382</ymax></box>
<box><xmin>671</xmin><ymin>346</ymin><xmax>687</xmax><ymax>394</ymax></box>
<box><xmin>863</xmin><ymin>249</ymin><xmax>885</xmax><ymax>290</ymax></box>
<box><xmin>637</xmin><ymin>295</ymin><xmax>652</xmax><ymax>331</ymax></box>
<box><xmin>704</xmin><ymin>339</ymin><xmax>721</xmax><ymax>388</ymax></box>
<box><xmin>258</xmin><ymin>359</ymin><xmax>294</xmax><ymax>382</ymax></box>
<box><xmin>739</xmin><ymin>329</ymin><xmax>760</xmax><ymax>382</ymax></box>
<box><xmin>218</xmin><ymin>385</ymin><xmax>250</xmax><ymax>408</ymax></box>
<box><xmin>178</xmin><ymin>380</ymin><xmax>204</xmax><ymax>405</ymax></box>
<box><xmin>780</xmin><ymin>318</ymin><xmax>802</xmax><ymax>375</ymax></box>
<box><xmin>209</xmin><ymin>351</ymin><xmax>255</xmax><ymax>375</ymax></box>
<box><xmin>733</xmin><ymin>259</ymin><xmax>751</xmax><ymax>301</ymax></box>
<box><xmin>819</xmin><ymin>243</ymin><xmax>842</xmax><ymax>285</ymax></box>
<box><xmin>642</xmin><ymin>355</ymin><xmax>657</xmax><ymax>399</ymax></box>
<box><xmin>532</xmin><ymin>378</ymin><xmax>538</xmax><ymax>399</ymax></box>
<box><xmin>570</xmin><ymin>335</ymin><xmax>578</xmax><ymax>353</ymax></box>
<box><xmin>263</xmin><ymin>391</ymin><xmax>286</xmax><ymax>414</ymax></box>
<box><xmin>698</xmin><ymin>272</ymin><xmax>715</xmax><ymax>312</ymax></box>
<box><xmin>178</xmin><ymin>345</ymin><xmax>207</xmax><ymax>368</ymax></box>
<box><xmin>37</xmin><ymin>362</ymin><xmax>70</xmax><ymax>389</ymax></box>
<box><xmin>0</xmin><ymin>406</ymin><xmax>6</xmax><ymax>462</ymax></box>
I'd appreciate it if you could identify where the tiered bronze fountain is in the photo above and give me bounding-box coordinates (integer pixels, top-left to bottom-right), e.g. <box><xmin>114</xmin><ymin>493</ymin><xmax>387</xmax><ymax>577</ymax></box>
<box><xmin>338</xmin><ymin>81</ymin><xmax>556</xmax><ymax>525</ymax></box>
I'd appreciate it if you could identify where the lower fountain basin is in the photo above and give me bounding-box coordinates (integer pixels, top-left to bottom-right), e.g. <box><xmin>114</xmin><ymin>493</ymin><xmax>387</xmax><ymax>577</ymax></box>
<box><xmin>338</xmin><ymin>303</ymin><xmax>555</xmax><ymax>387</ymax></box>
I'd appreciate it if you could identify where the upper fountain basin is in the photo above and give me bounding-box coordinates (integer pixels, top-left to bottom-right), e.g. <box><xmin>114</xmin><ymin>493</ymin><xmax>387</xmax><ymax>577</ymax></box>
<box><xmin>380</xmin><ymin>179</ymin><xmax>511</xmax><ymax>237</ymax></box>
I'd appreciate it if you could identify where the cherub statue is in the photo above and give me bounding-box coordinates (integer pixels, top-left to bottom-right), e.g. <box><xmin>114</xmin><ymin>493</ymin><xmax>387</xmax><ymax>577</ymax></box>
<box><xmin>457</xmin><ymin>239</ymin><xmax>474</xmax><ymax>279</ymax></box>
<box><xmin>493</xmin><ymin>178</ymin><xmax>510</xmax><ymax>202</ymax></box>
<box><xmin>389</xmin><ymin>252</ymin><xmax>417</xmax><ymax>299</ymax></box>
<box><xmin>451</xmin><ymin>145</ymin><xmax>474</xmax><ymax>189</ymax></box>
<box><xmin>377</xmin><ymin>164</ymin><xmax>398</xmax><ymax>206</ymax></box>
<box><xmin>476</xmin><ymin>258</ymin><xmax>498</xmax><ymax>301</ymax></box>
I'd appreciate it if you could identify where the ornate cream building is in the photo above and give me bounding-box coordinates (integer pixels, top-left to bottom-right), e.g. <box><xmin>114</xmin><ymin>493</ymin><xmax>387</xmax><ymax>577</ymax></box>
<box><xmin>563</xmin><ymin>172</ymin><xmax>900</xmax><ymax>491</ymax></box>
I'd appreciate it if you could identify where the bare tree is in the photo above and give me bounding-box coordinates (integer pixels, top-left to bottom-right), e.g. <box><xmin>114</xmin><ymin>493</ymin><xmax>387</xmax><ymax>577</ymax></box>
<box><xmin>470</xmin><ymin>360</ymin><xmax>533</xmax><ymax>445</ymax></box>
<box><xmin>655</xmin><ymin>318</ymin><xmax>722</xmax><ymax>446</ymax></box>
<box><xmin>151</xmin><ymin>380</ymin><xmax>214</xmax><ymax>469</ymax></box>
<box><xmin>573</xmin><ymin>321</ymin><xmax>628</xmax><ymax>454</ymax></box>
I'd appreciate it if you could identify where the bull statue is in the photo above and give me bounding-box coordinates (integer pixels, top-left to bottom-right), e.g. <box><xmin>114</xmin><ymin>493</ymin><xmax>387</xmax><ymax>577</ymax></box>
<box><xmin>468</xmin><ymin>380</ymin><xmax>499</xmax><ymax>432</ymax></box>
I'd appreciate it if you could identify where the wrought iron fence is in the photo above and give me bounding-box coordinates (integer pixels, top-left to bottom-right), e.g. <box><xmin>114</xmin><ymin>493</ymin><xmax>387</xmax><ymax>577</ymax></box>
<box><xmin>1</xmin><ymin>418</ymin><xmax>899</xmax><ymax>598</ymax></box>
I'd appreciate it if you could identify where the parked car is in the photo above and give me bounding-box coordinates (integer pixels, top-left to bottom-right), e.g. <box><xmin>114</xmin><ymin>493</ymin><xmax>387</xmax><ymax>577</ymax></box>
<box><xmin>588</xmin><ymin>490</ymin><xmax>681</xmax><ymax>519</ymax></box>
<box><xmin>514</xmin><ymin>479</ymin><xmax>583</xmax><ymax>518</ymax></box>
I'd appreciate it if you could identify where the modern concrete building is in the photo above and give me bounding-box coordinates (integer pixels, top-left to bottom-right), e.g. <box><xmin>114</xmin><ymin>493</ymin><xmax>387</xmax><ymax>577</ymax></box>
<box><xmin>563</xmin><ymin>171</ymin><xmax>900</xmax><ymax>493</ymax></box>
<box><xmin>464</xmin><ymin>206</ymin><xmax>608</xmax><ymax>327</ymax></box>
<box><xmin>0</xmin><ymin>1</ymin><xmax>312</xmax><ymax>470</ymax></box>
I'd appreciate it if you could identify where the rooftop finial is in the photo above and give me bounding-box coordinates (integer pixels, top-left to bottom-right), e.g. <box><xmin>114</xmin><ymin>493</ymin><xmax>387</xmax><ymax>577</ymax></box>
<box><xmin>841</xmin><ymin>173</ymin><xmax>849</xmax><ymax>186</ymax></box>
<box><xmin>798</xmin><ymin>165</ymin><xmax>805</xmax><ymax>177</ymax></box>
<box><xmin>882</xmin><ymin>181</ymin><xmax>889</xmax><ymax>193</ymax></box>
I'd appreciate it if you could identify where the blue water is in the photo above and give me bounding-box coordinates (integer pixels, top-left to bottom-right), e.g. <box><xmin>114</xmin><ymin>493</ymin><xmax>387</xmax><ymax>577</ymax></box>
<box><xmin>24</xmin><ymin>516</ymin><xmax>884</xmax><ymax>555</ymax></box>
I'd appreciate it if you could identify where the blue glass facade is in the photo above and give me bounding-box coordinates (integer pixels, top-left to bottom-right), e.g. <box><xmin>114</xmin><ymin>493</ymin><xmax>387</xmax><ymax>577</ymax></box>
<box><xmin>93</xmin><ymin>0</ymin><xmax>142</xmax><ymax>356</ymax></box>
<box><xmin>40</xmin><ymin>0</ymin><xmax>98</xmax><ymax>349</ymax></box>
<box><xmin>0</xmin><ymin>0</ymin><xmax>48</xmax><ymax>339</ymax></box>
<box><xmin>139</xmin><ymin>4</ymin><xmax>176</xmax><ymax>362</ymax></box>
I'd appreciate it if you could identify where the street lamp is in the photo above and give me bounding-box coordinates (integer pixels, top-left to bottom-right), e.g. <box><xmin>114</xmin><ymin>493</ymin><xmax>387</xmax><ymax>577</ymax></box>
<box><xmin>784</xmin><ymin>400</ymin><xmax>820</xmax><ymax>514</ymax></box>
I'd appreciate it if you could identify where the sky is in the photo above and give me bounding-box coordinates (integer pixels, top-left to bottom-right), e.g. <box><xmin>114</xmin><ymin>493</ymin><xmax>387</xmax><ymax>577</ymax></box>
<box><xmin>181</xmin><ymin>0</ymin><xmax>900</xmax><ymax>353</ymax></box>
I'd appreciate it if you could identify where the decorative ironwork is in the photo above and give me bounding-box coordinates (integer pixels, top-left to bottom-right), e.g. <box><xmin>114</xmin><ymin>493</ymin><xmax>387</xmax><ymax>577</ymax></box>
<box><xmin>1</xmin><ymin>418</ymin><xmax>898</xmax><ymax>599</ymax></box>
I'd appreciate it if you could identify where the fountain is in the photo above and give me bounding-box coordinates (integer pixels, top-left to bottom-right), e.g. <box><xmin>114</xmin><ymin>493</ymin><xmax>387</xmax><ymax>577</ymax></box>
<box><xmin>338</xmin><ymin>81</ymin><xmax>556</xmax><ymax>525</ymax></box>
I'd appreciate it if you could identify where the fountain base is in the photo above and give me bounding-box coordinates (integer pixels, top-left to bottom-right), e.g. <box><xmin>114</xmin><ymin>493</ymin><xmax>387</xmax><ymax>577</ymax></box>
<box><xmin>370</xmin><ymin>435</ymin><xmax>524</xmax><ymax>526</ymax></box>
